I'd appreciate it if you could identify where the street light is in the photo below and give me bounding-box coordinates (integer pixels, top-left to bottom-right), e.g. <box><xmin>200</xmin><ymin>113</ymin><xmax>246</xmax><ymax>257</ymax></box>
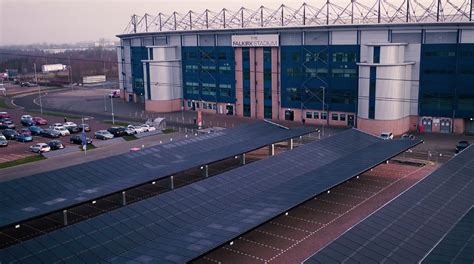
<box><xmin>104</xmin><ymin>94</ymin><xmax>107</xmax><ymax>112</ymax></box>
<box><xmin>34</xmin><ymin>63</ymin><xmax>43</xmax><ymax>114</ymax></box>
<box><xmin>111</xmin><ymin>95</ymin><xmax>115</xmax><ymax>124</ymax></box>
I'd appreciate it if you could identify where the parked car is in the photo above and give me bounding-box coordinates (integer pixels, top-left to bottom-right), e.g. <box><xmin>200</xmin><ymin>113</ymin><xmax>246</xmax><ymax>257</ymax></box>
<box><xmin>63</xmin><ymin>122</ymin><xmax>78</xmax><ymax>129</ymax></box>
<box><xmin>53</xmin><ymin>126</ymin><xmax>70</xmax><ymax>136</ymax></box>
<box><xmin>20</xmin><ymin>82</ymin><xmax>37</xmax><ymax>87</ymax></box>
<box><xmin>51</xmin><ymin>123</ymin><xmax>63</xmax><ymax>128</ymax></box>
<box><xmin>401</xmin><ymin>133</ymin><xmax>415</xmax><ymax>140</ymax></box>
<box><xmin>66</xmin><ymin>126</ymin><xmax>80</xmax><ymax>134</ymax></box>
<box><xmin>20</xmin><ymin>115</ymin><xmax>32</xmax><ymax>122</ymax></box>
<box><xmin>28</xmin><ymin>126</ymin><xmax>44</xmax><ymax>136</ymax></box>
<box><xmin>127</xmin><ymin>125</ymin><xmax>147</xmax><ymax>134</ymax></box>
<box><xmin>47</xmin><ymin>140</ymin><xmax>65</xmax><ymax>150</ymax></box>
<box><xmin>0</xmin><ymin>135</ymin><xmax>8</xmax><ymax>147</ymax></box>
<box><xmin>107</xmin><ymin>126</ymin><xmax>129</xmax><ymax>137</ymax></box>
<box><xmin>94</xmin><ymin>130</ymin><xmax>114</xmax><ymax>140</ymax></box>
<box><xmin>30</xmin><ymin>143</ymin><xmax>50</xmax><ymax>153</ymax></box>
<box><xmin>0</xmin><ymin>120</ymin><xmax>15</xmax><ymax>129</ymax></box>
<box><xmin>140</xmin><ymin>124</ymin><xmax>156</xmax><ymax>132</ymax></box>
<box><xmin>32</xmin><ymin>117</ymin><xmax>48</xmax><ymax>125</ymax></box>
<box><xmin>70</xmin><ymin>135</ymin><xmax>92</xmax><ymax>145</ymax></box>
<box><xmin>0</xmin><ymin>112</ymin><xmax>10</xmax><ymax>119</ymax></box>
<box><xmin>40</xmin><ymin>128</ymin><xmax>61</xmax><ymax>138</ymax></box>
<box><xmin>18</xmin><ymin>128</ymin><xmax>32</xmax><ymax>136</ymax></box>
<box><xmin>20</xmin><ymin>118</ymin><xmax>35</xmax><ymax>127</ymax></box>
<box><xmin>108</xmin><ymin>90</ymin><xmax>121</xmax><ymax>98</ymax></box>
<box><xmin>2</xmin><ymin>129</ymin><xmax>18</xmax><ymax>140</ymax></box>
<box><xmin>16</xmin><ymin>133</ymin><xmax>33</xmax><ymax>143</ymax></box>
<box><xmin>455</xmin><ymin>141</ymin><xmax>470</xmax><ymax>153</ymax></box>
<box><xmin>77</xmin><ymin>123</ymin><xmax>91</xmax><ymax>132</ymax></box>
<box><xmin>380</xmin><ymin>132</ymin><xmax>394</xmax><ymax>140</ymax></box>
<box><xmin>0</xmin><ymin>117</ymin><xmax>12</xmax><ymax>123</ymax></box>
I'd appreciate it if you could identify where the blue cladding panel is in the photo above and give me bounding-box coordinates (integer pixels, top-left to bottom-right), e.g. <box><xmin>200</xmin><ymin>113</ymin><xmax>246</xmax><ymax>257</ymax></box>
<box><xmin>131</xmin><ymin>47</ymin><xmax>148</xmax><ymax>95</ymax></box>
<box><xmin>420</xmin><ymin>43</ymin><xmax>474</xmax><ymax>118</ymax></box>
<box><xmin>182</xmin><ymin>46</ymin><xmax>236</xmax><ymax>103</ymax></box>
<box><xmin>280</xmin><ymin>45</ymin><xmax>359</xmax><ymax>112</ymax></box>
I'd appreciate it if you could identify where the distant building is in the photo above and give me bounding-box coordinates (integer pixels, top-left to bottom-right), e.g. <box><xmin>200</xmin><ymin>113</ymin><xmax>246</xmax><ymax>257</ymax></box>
<box><xmin>41</xmin><ymin>64</ymin><xmax>67</xmax><ymax>73</ymax></box>
<box><xmin>116</xmin><ymin>1</ymin><xmax>474</xmax><ymax>135</ymax></box>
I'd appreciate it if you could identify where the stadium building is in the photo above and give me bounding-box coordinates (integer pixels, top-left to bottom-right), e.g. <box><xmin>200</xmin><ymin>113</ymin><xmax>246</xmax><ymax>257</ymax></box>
<box><xmin>116</xmin><ymin>0</ymin><xmax>474</xmax><ymax>135</ymax></box>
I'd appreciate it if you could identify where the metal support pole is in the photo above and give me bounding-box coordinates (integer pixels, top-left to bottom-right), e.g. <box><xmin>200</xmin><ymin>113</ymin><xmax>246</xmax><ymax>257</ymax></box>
<box><xmin>326</xmin><ymin>0</ymin><xmax>330</xmax><ymax>25</ymax></box>
<box><xmin>63</xmin><ymin>210</ymin><xmax>68</xmax><ymax>226</ymax></box>
<box><xmin>122</xmin><ymin>191</ymin><xmax>127</xmax><ymax>206</ymax></box>
<box><xmin>202</xmin><ymin>165</ymin><xmax>209</xmax><ymax>178</ymax></box>
<box><xmin>406</xmin><ymin>0</ymin><xmax>410</xmax><ymax>22</ymax></box>
<box><xmin>170</xmin><ymin>176</ymin><xmax>174</xmax><ymax>189</ymax></box>
<box><xmin>378</xmin><ymin>0</ymin><xmax>381</xmax><ymax>23</ymax></box>
<box><xmin>111</xmin><ymin>96</ymin><xmax>115</xmax><ymax>124</ymax></box>
<box><xmin>268</xmin><ymin>144</ymin><xmax>275</xmax><ymax>156</ymax></box>
<box><xmin>437</xmin><ymin>0</ymin><xmax>441</xmax><ymax>22</ymax></box>
<box><xmin>34</xmin><ymin>63</ymin><xmax>43</xmax><ymax>114</ymax></box>
<box><xmin>289</xmin><ymin>138</ymin><xmax>294</xmax><ymax>150</ymax></box>
<box><xmin>240</xmin><ymin>154</ymin><xmax>246</xmax><ymax>165</ymax></box>
<box><xmin>470</xmin><ymin>0</ymin><xmax>473</xmax><ymax>21</ymax></box>
<box><xmin>104</xmin><ymin>94</ymin><xmax>107</xmax><ymax>112</ymax></box>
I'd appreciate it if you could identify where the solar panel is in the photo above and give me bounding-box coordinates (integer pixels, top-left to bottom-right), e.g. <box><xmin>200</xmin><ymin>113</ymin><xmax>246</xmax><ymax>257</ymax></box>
<box><xmin>0</xmin><ymin>122</ymin><xmax>314</xmax><ymax>228</ymax></box>
<box><xmin>421</xmin><ymin>207</ymin><xmax>474</xmax><ymax>263</ymax></box>
<box><xmin>304</xmin><ymin>145</ymin><xmax>474</xmax><ymax>264</ymax></box>
<box><xmin>0</xmin><ymin>129</ymin><xmax>420</xmax><ymax>263</ymax></box>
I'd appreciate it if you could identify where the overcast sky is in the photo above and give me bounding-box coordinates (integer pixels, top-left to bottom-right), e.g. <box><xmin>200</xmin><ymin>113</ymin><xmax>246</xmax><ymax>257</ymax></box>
<box><xmin>0</xmin><ymin>0</ymin><xmax>309</xmax><ymax>46</ymax></box>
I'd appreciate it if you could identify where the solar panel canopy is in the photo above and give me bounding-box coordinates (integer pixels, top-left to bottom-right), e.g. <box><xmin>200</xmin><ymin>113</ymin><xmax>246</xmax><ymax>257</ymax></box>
<box><xmin>0</xmin><ymin>122</ymin><xmax>314</xmax><ymax>228</ymax></box>
<box><xmin>305</xmin><ymin>145</ymin><xmax>474</xmax><ymax>264</ymax></box>
<box><xmin>0</xmin><ymin>129</ymin><xmax>421</xmax><ymax>263</ymax></box>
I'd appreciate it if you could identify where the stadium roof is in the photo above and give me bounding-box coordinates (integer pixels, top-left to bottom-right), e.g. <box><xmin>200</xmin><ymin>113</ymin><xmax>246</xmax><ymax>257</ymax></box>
<box><xmin>0</xmin><ymin>129</ymin><xmax>421</xmax><ymax>263</ymax></box>
<box><xmin>0</xmin><ymin>122</ymin><xmax>313</xmax><ymax>228</ymax></box>
<box><xmin>121</xmin><ymin>0</ymin><xmax>472</xmax><ymax>35</ymax></box>
<box><xmin>304</xmin><ymin>145</ymin><xmax>474</xmax><ymax>264</ymax></box>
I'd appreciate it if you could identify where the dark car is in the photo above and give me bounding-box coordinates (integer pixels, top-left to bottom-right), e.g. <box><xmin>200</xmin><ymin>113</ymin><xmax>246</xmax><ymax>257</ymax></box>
<box><xmin>455</xmin><ymin>141</ymin><xmax>470</xmax><ymax>153</ymax></box>
<box><xmin>16</xmin><ymin>133</ymin><xmax>33</xmax><ymax>143</ymax></box>
<box><xmin>47</xmin><ymin>140</ymin><xmax>65</xmax><ymax>150</ymax></box>
<box><xmin>0</xmin><ymin>120</ymin><xmax>16</xmax><ymax>129</ymax></box>
<box><xmin>32</xmin><ymin>117</ymin><xmax>48</xmax><ymax>125</ymax></box>
<box><xmin>40</xmin><ymin>128</ymin><xmax>61</xmax><ymax>138</ymax></box>
<box><xmin>21</xmin><ymin>118</ymin><xmax>35</xmax><ymax>127</ymax></box>
<box><xmin>66</xmin><ymin>126</ymin><xmax>81</xmax><ymax>134</ymax></box>
<box><xmin>29</xmin><ymin>126</ymin><xmax>44</xmax><ymax>136</ymax></box>
<box><xmin>107</xmin><ymin>126</ymin><xmax>128</xmax><ymax>137</ymax></box>
<box><xmin>70</xmin><ymin>135</ymin><xmax>92</xmax><ymax>145</ymax></box>
<box><xmin>2</xmin><ymin>129</ymin><xmax>19</xmax><ymax>140</ymax></box>
<box><xmin>0</xmin><ymin>117</ymin><xmax>12</xmax><ymax>123</ymax></box>
<box><xmin>77</xmin><ymin>124</ymin><xmax>91</xmax><ymax>132</ymax></box>
<box><xmin>401</xmin><ymin>133</ymin><xmax>415</xmax><ymax>140</ymax></box>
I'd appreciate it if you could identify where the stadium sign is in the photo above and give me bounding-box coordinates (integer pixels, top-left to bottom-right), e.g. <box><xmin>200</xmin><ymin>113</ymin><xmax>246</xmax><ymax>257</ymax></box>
<box><xmin>232</xmin><ymin>34</ymin><xmax>279</xmax><ymax>47</ymax></box>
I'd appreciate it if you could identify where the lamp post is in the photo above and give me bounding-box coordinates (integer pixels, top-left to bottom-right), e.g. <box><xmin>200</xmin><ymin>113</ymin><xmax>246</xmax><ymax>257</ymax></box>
<box><xmin>111</xmin><ymin>96</ymin><xmax>115</xmax><ymax>124</ymax></box>
<box><xmin>104</xmin><ymin>94</ymin><xmax>107</xmax><ymax>112</ymax></box>
<box><xmin>34</xmin><ymin>63</ymin><xmax>43</xmax><ymax>114</ymax></box>
<box><xmin>321</xmin><ymin>86</ymin><xmax>325</xmax><ymax>137</ymax></box>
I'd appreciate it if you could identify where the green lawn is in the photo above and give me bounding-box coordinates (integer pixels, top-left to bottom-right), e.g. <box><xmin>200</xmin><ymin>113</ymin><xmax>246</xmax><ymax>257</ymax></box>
<box><xmin>79</xmin><ymin>143</ymin><xmax>96</xmax><ymax>151</ymax></box>
<box><xmin>0</xmin><ymin>155</ymin><xmax>46</xmax><ymax>169</ymax></box>
<box><xmin>0</xmin><ymin>98</ymin><xmax>14</xmax><ymax>109</ymax></box>
<box><xmin>102</xmin><ymin>120</ymin><xmax>129</xmax><ymax>126</ymax></box>
<box><xmin>123</xmin><ymin>135</ymin><xmax>138</xmax><ymax>141</ymax></box>
<box><xmin>162</xmin><ymin>128</ymin><xmax>176</xmax><ymax>134</ymax></box>
<box><xmin>28</xmin><ymin>111</ymin><xmax>81</xmax><ymax>120</ymax></box>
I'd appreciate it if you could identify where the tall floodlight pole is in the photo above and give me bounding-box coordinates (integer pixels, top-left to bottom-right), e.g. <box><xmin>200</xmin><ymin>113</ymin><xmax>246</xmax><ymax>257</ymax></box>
<box><xmin>69</xmin><ymin>56</ymin><xmax>72</xmax><ymax>92</ymax></box>
<box><xmin>322</xmin><ymin>86</ymin><xmax>325</xmax><ymax>137</ymax></box>
<box><xmin>34</xmin><ymin>63</ymin><xmax>43</xmax><ymax>114</ymax></box>
<box><xmin>111</xmin><ymin>96</ymin><xmax>115</xmax><ymax>124</ymax></box>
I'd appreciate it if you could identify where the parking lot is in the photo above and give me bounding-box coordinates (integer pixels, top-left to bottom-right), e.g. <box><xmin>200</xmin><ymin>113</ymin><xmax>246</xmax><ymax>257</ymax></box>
<box><xmin>194</xmin><ymin>161</ymin><xmax>438</xmax><ymax>264</ymax></box>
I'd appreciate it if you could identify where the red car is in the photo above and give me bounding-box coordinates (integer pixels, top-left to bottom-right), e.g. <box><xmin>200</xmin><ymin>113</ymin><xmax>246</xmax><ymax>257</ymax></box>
<box><xmin>18</xmin><ymin>128</ymin><xmax>32</xmax><ymax>136</ymax></box>
<box><xmin>0</xmin><ymin>112</ymin><xmax>10</xmax><ymax>119</ymax></box>
<box><xmin>32</xmin><ymin>117</ymin><xmax>48</xmax><ymax>125</ymax></box>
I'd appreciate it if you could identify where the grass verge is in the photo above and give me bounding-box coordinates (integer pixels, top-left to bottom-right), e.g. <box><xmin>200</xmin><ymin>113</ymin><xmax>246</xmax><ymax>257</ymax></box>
<box><xmin>123</xmin><ymin>135</ymin><xmax>138</xmax><ymax>141</ymax></box>
<box><xmin>28</xmin><ymin>111</ymin><xmax>81</xmax><ymax>120</ymax></box>
<box><xmin>79</xmin><ymin>144</ymin><xmax>96</xmax><ymax>151</ymax></box>
<box><xmin>0</xmin><ymin>155</ymin><xmax>46</xmax><ymax>169</ymax></box>
<box><xmin>102</xmin><ymin>120</ymin><xmax>129</xmax><ymax>126</ymax></box>
<box><xmin>0</xmin><ymin>98</ymin><xmax>14</xmax><ymax>109</ymax></box>
<box><xmin>162</xmin><ymin>128</ymin><xmax>176</xmax><ymax>134</ymax></box>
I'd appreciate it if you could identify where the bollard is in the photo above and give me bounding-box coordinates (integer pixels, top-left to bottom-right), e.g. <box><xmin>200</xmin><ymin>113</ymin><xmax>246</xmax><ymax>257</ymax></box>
<box><xmin>170</xmin><ymin>176</ymin><xmax>174</xmax><ymax>189</ymax></box>
<box><xmin>122</xmin><ymin>191</ymin><xmax>127</xmax><ymax>206</ymax></box>
<box><xmin>240</xmin><ymin>154</ymin><xmax>246</xmax><ymax>165</ymax></box>
<box><xmin>288</xmin><ymin>138</ymin><xmax>294</xmax><ymax>150</ymax></box>
<box><xmin>268</xmin><ymin>144</ymin><xmax>275</xmax><ymax>156</ymax></box>
<box><xmin>63</xmin><ymin>210</ymin><xmax>68</xmax><ymax>226</ymax></box>
<box><xmin>202</xmin><ymin>165</ymin><xmax>209</xmax><ymax>177</ymax></box>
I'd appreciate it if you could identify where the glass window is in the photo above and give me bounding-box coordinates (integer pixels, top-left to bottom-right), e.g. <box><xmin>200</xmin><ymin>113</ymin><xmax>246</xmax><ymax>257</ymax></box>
<box><xmin>219</xmin><ymin>84</ymin><xmax>232</xmax><ymax>97</ymax></box>
<box><xmin>264</xmin><ymin>49</ymin><xmax>271</xmax><ymax>62</ymax></box>
<box><xmin>187</xmin><ymin>101</ymin><xmax>191</xmax><ymax>107</ymax></box>
<box><xmin>373</xmin><ymin>46</ymin><xmax>380</xmax><ymax>63</ymax></box>
<box><xmin>218</xmin><ymin>52</ymin><xmax>226</xmax><ymax>60</ymax></box>
<box><xmin>242</xmin><ymin>48</ymin><xmax>250</xmax><ymax>61</ymax></box>
<box><xmin>264</xmin><ymin>106</ymin><xmax>272</xmax><ymax>119</ymax></box>
<box><xmin>196</xmin><ymin>102</ymin><xmax>200</xmax><ymax>108</ymax></box>
<box><xmin>340</xmin><ymin>114</ymin><xmax>346</xmax><ymax>121</ymax></box>
<box><xmin>332</xmin><ymin>68</ymin><xmax>357</xmax><ymax>78</ymax></box>
<box><xmin>332</xmin><ymin>113</ymin><xmax>339</xmax><ymax>121</ymax></box>
<box><xmin>202</xmin><ymin>83</ymin><xmax>217</xmax><ymax>96</ymax></box>
<box><xmin>286</xmin><ymin>87</ymin><xmax>301</xmax><ymax>102</ymax></box>
<box><xmin>201</xmin><ymin>51</ymin><xmax>214</xmax><ymax>60</ymax></box>
<box><xmin>264</xmin><ymin>89</ymin><xmax>272</xmax><ymax>100</ymax></box>
<box><xmin>264</xmin><ymin>72</ymin><xmax>272</xmax><ymax>81</ymax></box>
<box><xmin>243</xmin><ymin>89</ymin><xmax>250</xmax><ymax>99</ymax></box>
<box><xmin>292</xmin><ymin>52</ymin><xmax>300</xmax><ymax>62</ymax></box>
<box><xmin>321</xmin><ymin>112</ymin><xmax>327</xmax><ymax>120</ymax></box>
<box><xmin>306</xmin><ymin>112</ymin><xmax>312</xmax><ymax>119</ymax></box>
<box><xmin>313</xmin><ymin>112</ymin><xmax>319</xmax><ymax>119</ymax></box>
<box><xmin>243</xmin><ymin>70</ymin><xmax>250</xmax><ymax>80</ymax></box>
<box><xmin>219</xmin><ymin>64</ymin><xmax>231</xmax><ymax>74</ymax></box>
<box><xmin>203</xmin><ymin>103</ymin><xmax>208</xmax><ymax>109</ymax></box>
<box><xmin>201</xmin><ymin>65</ymin><xmax>216</xmax><ymax>73</ymax></box>
<box><xmin>243</xmin><ymin>104</ymin><xmax>251</xmax><ymax>117</ymax></box>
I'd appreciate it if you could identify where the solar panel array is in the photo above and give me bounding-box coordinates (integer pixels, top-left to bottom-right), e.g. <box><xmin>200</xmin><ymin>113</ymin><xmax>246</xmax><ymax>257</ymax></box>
<box><xmin>421</xmin><ymin>207</ymin><xmax>473</xmax><ymax>263</ymax></box>
<box><xmin>0</xmin><ymin>122</ymin><xmax>314</xmax><ymax>228</ymax></box>
<box><xmin>305</xmin><ymin>145</ymin><xmax>474</xmax><ymax>264</ymax></box>
<box><xmin>0</xmin><ymin>129</ymin><xmax>421</xmax><ymax>263</ymax></box>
